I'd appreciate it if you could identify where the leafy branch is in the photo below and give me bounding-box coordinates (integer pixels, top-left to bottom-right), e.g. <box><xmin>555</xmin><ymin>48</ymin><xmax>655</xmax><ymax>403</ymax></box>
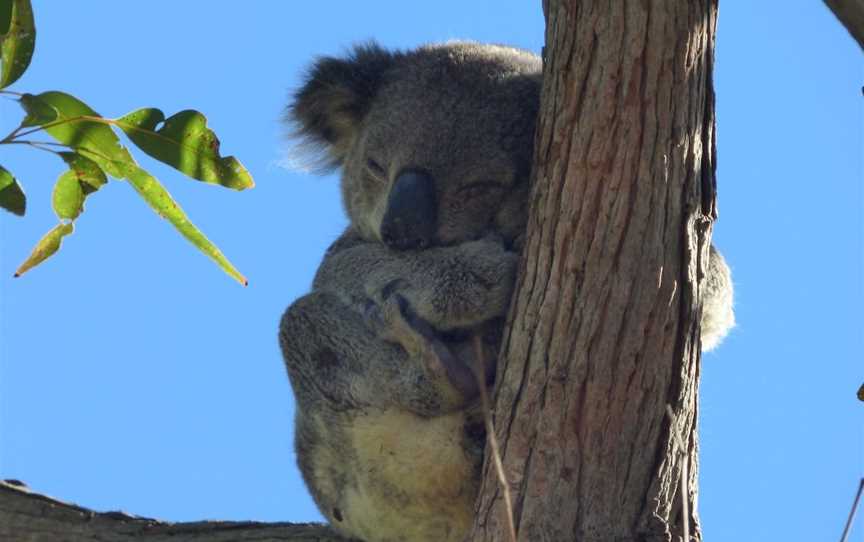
<box><xmin>0</xmin><ymin>0</ymin><xmax>252</xmax><ymax>285</ymax></box>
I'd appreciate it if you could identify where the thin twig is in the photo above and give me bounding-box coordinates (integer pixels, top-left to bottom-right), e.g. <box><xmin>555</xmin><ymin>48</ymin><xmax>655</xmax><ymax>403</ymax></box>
<box><xmin>1</xmin><ymin>139</ymin><xmax>68</xmax><ymax>148</ymax></box>
<box><xmin>666</xmin><ymin>404</ymin><xmax>690</xmax><ymax>542</ymax></box>
<box><xmin>0</xmin><ymin>125</ymin><xmax>24</xmax><ymax>144</ymax></box>
<box><xmin>473</xmin><ymin>335</ymin><xmax>517</xmax><ymax>542</ymax></box>
<box><xmin>0</xmin><ymin>140</ymin><xmax>65</xmax><ymax>156</ymax></box>
<box><xmin>840</xmin><ymin>478</ymin><xmax>864</xmax><ymax>542</ymax></box>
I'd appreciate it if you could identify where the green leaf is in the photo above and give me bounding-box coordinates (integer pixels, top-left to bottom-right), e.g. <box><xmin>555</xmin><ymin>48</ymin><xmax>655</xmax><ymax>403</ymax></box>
<box><xmin>0</xmin><ymin>0</ymin><xmax>35</xmax><ymax>89</ymax></box>
<box><xmin>0</xmin><ymin>1</ymin><xmax>12</xmax><ymax>34</ymax></box>
<box><xmin>13</xmin><ymin>93</ymin><xmax>247</xmax><ymax>284</ymax></box>
<box><xmin>116</xmin><ymin>108</ymin><xmax>254</xmax><ymax>191</ymax></box>
<box><xmin>59</xmin><ymin>151</ymin><xmax>107</xmax><ymax>194</ymax></box>
<box><xmin>19</xmin><ymin>92</ymin><xmax>57</xmax><ymax>127</ymax></box>
<box><xmin>0</xmin><ymin>164</ymin><xmax>25</xmax><ymax>215</ymax></box>
<box><xmin>21</xmin><ymin>91</ymin><xmax>136</xmax><ymax>178</ymax></box>
<box><xmin>52</xmin><ymin>170</ymin><xmax>84</xmax><ymax>220</ymax></box>
<box><xmin>125</xmin><ymin>165</ymin><xmax>247</xmax><ymax>286</ymax></box>
<box><xmin>14</xmin><ymin>222</ymin><xmax>73</xmax><ymax>277</ymax></box>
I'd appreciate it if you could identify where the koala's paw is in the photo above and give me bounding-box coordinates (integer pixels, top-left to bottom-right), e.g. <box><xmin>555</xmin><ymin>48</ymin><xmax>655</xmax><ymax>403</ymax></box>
<box><xmin>412</xmin><ymin>238</ymin><xmax>518</xmax><ymax>331</ymax></box>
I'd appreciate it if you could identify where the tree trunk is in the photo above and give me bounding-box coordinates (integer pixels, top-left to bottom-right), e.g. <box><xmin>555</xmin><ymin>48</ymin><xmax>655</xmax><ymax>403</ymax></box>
<box><xmin>469</xmin><ymin>1</ymin><xmax>717</xmax><ymax>541</ymax></box>
<box><xmin>0</xmin><ymin>1</ymin><xmax>719</xmax><ymax>540</ymax></box>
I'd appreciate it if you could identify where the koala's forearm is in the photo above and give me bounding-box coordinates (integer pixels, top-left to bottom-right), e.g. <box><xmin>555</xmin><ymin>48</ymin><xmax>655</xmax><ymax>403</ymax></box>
<box><xmin>313</xmin><ymin>230</ymin><xmax>518</xmax><ymax>330</ymax></box>
<box><xmin>311</xmin><ymin>230</ymin><xmax>393</xmax><ymax>307</ymax></box>
<box><xmin>311</xmin><ymin>230</ymin><xmax>441</xmax><ymax>307</ymax></box>
<box><xmin>394</xmin><ymin>242</ymin><xmax>517</xmax><ymax>330</ymax></box>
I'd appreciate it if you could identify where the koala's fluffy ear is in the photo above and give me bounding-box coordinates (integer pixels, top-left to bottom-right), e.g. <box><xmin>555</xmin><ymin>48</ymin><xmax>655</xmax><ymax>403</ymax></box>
<box><xmin>289</xmin><ymin>43</ymin><xmax>396</xmax><ymax>169</ymax></box>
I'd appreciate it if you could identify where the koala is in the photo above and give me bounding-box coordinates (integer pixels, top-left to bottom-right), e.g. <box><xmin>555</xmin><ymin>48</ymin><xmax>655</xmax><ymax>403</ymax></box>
<box><xmin>279</xmin><ymin>41</ymin><xmax>734</xmax><ymax>542</ymax></box>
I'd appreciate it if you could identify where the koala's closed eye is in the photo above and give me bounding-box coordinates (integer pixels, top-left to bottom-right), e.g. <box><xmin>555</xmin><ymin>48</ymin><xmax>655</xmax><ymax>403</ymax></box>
<box><xmin>457</xmin><ymin>181</ymin><xmax>504</xmax><ymax>199</ymax></box>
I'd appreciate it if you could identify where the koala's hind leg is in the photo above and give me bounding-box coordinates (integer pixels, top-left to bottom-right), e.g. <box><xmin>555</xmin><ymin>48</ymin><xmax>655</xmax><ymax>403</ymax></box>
<box><xmin>279</xmin><ymin>291</ymin><xmax>475</xmax><ymax>417</ymax></box>
<box><xmin>373</xmin><ymin>293</ymin><xmax>486</xmax><ymax>402</ymax></box>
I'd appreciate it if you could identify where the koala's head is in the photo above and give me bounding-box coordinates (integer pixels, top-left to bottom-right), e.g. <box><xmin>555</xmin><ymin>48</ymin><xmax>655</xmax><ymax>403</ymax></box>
<box><xmin>289</xmin><ymin>41</ymin><xmax>542</xmax><ymax>250</ymax></box>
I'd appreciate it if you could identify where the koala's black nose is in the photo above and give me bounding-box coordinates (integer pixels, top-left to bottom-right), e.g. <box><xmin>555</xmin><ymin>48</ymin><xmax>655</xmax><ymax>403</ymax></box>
<box><xmin>380</xmin><ymin>169</ymin><xmax>437</xmax><ymax>251</ymax></box>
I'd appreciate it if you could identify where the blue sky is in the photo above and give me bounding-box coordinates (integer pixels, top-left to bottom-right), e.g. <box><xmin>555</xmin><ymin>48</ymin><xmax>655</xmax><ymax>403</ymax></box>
<box><xmin>0</xmin><ymin>2</ymin><xmax>860</xmax><ymax>540</ymax></box>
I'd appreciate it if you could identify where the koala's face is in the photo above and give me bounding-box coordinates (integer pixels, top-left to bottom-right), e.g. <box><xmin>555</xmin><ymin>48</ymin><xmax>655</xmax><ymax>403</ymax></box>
<box><xmin>290</xmin><ymin>42</ymin><xmax>542</xmax><ymax>250</ymax></box>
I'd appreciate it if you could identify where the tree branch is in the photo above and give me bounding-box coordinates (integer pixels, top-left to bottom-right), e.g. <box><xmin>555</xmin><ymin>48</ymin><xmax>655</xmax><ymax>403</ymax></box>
<box><xmin>824</xmin><ymin>0</ymin><xmax>864</xmax><ymax>50</ymax></box>
<box><xmin>0</xmin><ymin>480</ymin><xmax>343</xmax><ymax>542</ymax></box>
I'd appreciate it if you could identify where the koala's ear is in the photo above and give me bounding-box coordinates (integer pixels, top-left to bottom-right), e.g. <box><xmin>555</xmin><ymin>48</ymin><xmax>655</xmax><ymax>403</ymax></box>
<box><xmin>289</xmin><ymin>43</ymin><xmax>396</xmax><ymax>169</ymax></box>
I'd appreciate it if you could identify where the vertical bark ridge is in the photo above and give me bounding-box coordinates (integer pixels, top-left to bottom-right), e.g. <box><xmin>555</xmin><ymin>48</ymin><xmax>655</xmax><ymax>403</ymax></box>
<box><xmin>470</xmin><ymin>1</ymin><xmax>718</xmax><ymax>541</ymax></box>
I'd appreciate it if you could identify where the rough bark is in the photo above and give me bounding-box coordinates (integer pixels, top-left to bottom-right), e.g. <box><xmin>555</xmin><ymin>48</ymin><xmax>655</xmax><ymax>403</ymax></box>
<box><xmin>469</xmin><ymin>1</ymin><xmax>717</xmax><ymax>541</ymax></box>
<box><xmin>824</xmin><ymin>0</ymin><xmax>864</xmax><ymax>50</ymax></box>
<box><xmin>0</xmin><ymin>481</ymin><xmax>343</xmax><ymax>542</ymax></box>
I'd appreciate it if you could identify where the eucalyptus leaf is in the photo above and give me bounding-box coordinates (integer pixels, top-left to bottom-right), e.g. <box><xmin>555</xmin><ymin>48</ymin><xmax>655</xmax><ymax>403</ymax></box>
<box><xmin>116</xmin><ymin>108</ymin><xmax>253</xmax><ymax>190</ymax></box>
<box><xmin>14</xmin><ymin>222</ymin><xmax>73</xmax><ymax>277</ymax></box>
<box><xmin>0</xmin><ymin>1</ymin><xmax>12</xmax><ymax>34</ymax></box>
<box><xmin>125</xmin><ymin>165</ymin><xmax>247</xmax><ymax>286</ymax></box>
<box><xmin>60</xmin><ymin>151</ymin><xmax>107</xmax><ymax>194</ymax></box>
<box><xmin>22</xmin><ymin>91</ymin><xmax>135</xmax><ymax>178</ymax></box>
<box><xmin>0</xmin><ymin>164</ymin><xmax>25</xmax><ymax>216</ymax></box>
<box><xmin>19</xmin><ymin>92</ymin><xmax>58</xmax><ymax>127</ymax></box>
<box><xmin>10</xmin><ymin>93</ymin><xmax>246</xmax><ymax>283</ymax></box>
<box><xmin>0</xmin><ymin>0</ymin><xmax>34</xmax><ymax>89</ymax></box>
<box><xmin>52</xmin><ymin>170</ymin><xmax>84</xmax><ymax>220</ymax></box>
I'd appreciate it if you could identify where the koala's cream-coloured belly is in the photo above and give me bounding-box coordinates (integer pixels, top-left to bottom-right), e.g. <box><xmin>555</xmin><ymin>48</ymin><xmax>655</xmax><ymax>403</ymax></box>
<box><xmin>325</xmin><ymin>409</ymin><xmax>477</xmax><ymax>542</ymax></box>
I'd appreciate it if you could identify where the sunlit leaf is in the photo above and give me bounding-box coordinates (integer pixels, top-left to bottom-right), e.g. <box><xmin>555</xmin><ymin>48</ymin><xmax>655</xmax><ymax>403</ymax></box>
<box><xmin>0</xmin><ymin>0</ymin><xmax>34</xmax><ymax>89</ymax></box>
<box><xmin>59</xmin><ymin>151</ymin><xmax>107</xmax><ymax>194</ymax></box>
<box><xmin>12</xmin><ymin>94</ymin><xmax>247</xmax><ymax>284</ymax></box>
<box><xmin>21</xmin><ymin>91</ymin><xmax>135</xmax><ymax>178</ymax></box>
<box><xmin>19</xmin><ymin>92</ymin><xmax>57</xmax><ymax>127</ymax></box>
<box><xmin>52</xmin><ymin>170</ymin><xmax>84</xmax><ymax>220</ymax></box>
<box><xmin>0</xmin><ymin>164</ymin><xmax>25</xmax><ymax>215</ymax></box>
<box><xmin>125</xmin><ymin>165</ymin><xmax>247</xmax><ymax>286</ymax></box>
<box><xmin>14</xmin><ymin>222</ymin><xmax>73</xmax><ymax>277</ymax></box>
<box><xmin>116</xmin><ymin>108</ymin><xmax>254</xmax><ymax>191</ymax></box>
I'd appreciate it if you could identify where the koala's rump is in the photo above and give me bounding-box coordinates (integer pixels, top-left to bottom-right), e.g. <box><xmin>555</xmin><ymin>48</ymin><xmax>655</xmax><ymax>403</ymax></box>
<box><xmin>315</xmin><ymin>408</ymin><xmax>478</xmax><ymax>542</ymax></box>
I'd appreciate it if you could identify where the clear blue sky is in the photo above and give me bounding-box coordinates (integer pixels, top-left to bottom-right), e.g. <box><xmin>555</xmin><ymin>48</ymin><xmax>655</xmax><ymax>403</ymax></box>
<box><xmin>0</xmin><ymin>2</ymin><xmax>860</xmax><ymax>540</ymax></box>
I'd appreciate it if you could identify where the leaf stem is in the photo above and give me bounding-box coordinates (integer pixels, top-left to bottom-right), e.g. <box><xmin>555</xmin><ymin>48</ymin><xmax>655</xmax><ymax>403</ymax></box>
<box><xmin>0</xmin><ymin>139</ymin><xmax>66</xmax><ymax>156</ymax></box>
<box><xmin>12</xmin><ymin>114</ymin><xmax>113</xmax><ymax>140</ymax></box>
<box><xmin>0</xmin><ymin>127</ymin><xmax>22</xmax><ymax>143</ymax></box>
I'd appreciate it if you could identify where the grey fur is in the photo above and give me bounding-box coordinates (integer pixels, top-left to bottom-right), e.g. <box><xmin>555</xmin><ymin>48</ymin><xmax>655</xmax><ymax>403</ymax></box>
<box><xmin>280</xmin><ymin>41</ymin><xmax>734</xmax><ymax>542</ymax></box>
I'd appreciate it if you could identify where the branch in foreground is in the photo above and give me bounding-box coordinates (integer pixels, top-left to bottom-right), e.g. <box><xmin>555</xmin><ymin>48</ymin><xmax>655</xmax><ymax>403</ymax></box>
<box><xmin>824</xmin><ymin>0</ymin><xmax>864</xmax><ymax>50</ymax></box>
<box><xmin>0</xmin><ymin>480</ymin><xmax>343</xmax><ymax>542</ymax></box>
